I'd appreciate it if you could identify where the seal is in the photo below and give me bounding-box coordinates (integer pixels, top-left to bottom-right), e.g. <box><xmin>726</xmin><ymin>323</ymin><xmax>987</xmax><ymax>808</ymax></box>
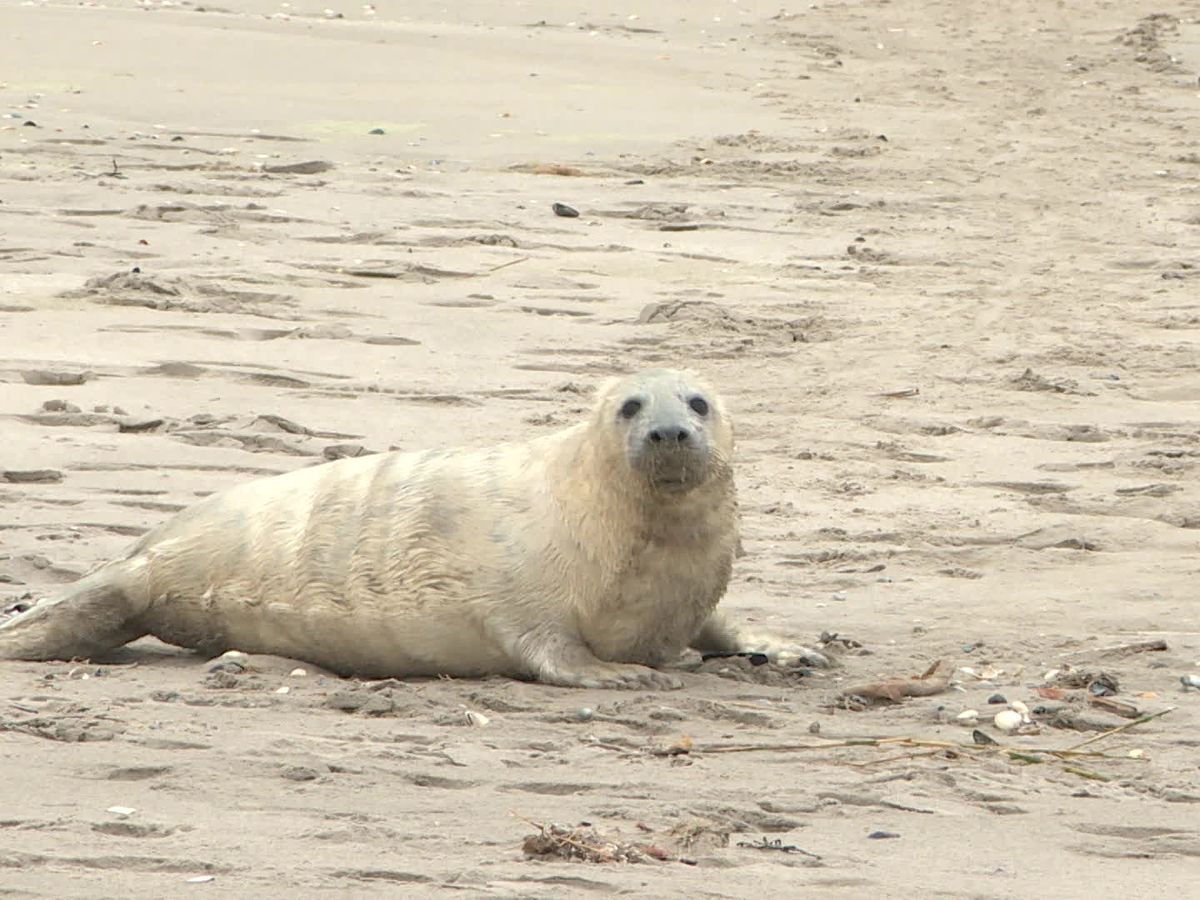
<box><xmin>0</xmin><ymin>368</ymin><xmax>826</xmax><ymax>688</ymax></box>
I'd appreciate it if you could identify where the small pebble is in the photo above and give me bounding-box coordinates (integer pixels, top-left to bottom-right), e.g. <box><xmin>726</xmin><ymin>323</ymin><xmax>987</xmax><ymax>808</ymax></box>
<box><xmin>107</xmin><ymin>806</ymin><xmax>136</xmax><ymax>818</ymax></box>
<box><xmin>359</xmin><ymin>693</ymin><xmax>394</xmax><ymax>716</ymax></box>
<box><xmin>464</xmin><ymin>710</ymin><xmax>490</xmax><ymax>727</ymax></box>
<box><xmin>185</xmin><ymin>876</ymin><xmax>215</xmax><ymax>884</ymax></box>
<box><xmin>552</xmin><ymin>202</ymin><xmax>579</xmax><ymax>217</ymax></box>
<box><xmin>986</xmin><ymin>693</ymin><xmax>1007</xmax><ymax>705</ymax></box>
<box><xmin>281</xmin><ymin>765</ymin><xmax>320</xmax><ymax>782</ymax></box>
<box><xmin>867</xmin><ymin>831</ymin><xmax>900</xmax><ymax>840</ymax></box>
<box><xmin>1128</xmin><ymin>748</ymin><xmax>1145</xmax><ymax>759</ymax></box>
<box><xmin>575</xmin><ymin>707</ymin><xmax>595</xmax><ymax>722</ymax></box>
<box><xmin>1180</xmin><ymin>674</ymin><xmax>1200</xmax><ymax>690</ymax></box>
<box><xmin>42</xmin><ymin>399</ymin><xmax>81</xmax><ymax>412</ymax></box>
<box><xmin>368</xmin><ymin>127</ymin><xmax>385</xmax><ymax>135</ymax></box>
<box><xmin>1009</xmin><ymin>700</ymin><xmax>1030</xmax><ymax>717</ymax></box>
<box><xmin>289</xmin><ymin>668</ymin><xmax>307</xmax><ymax>677</ymax></box>
<box><xmin>275</xmin><ymin>686</ymin><xmax>290</xmax><ymax>694</ymax></box>
<box><xmin>956</xmin><ymin>709</ymin><xmax>979</xmax><ymax>725</ymax></box>
<box><xmin>831</xmin><ymin>592</ymin><xmax>847</xmax><ymax>602</ymax></box>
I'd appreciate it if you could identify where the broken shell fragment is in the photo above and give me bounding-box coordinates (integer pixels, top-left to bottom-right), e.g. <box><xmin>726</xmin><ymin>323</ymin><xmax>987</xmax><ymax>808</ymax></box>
<box><xmin>956</xmin><ymin>709</ymin><xmax>979</xmax><ymax>725</ymax></box>
<box><xmin>993</xmin><ymin>710</ymin><xmax>1023</xmax><ymax>732</ymax></box>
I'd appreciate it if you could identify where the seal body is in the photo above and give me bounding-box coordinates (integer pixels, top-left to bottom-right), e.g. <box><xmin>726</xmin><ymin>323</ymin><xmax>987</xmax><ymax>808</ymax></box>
<box><xmin>0</xmin><ymin>368</ymin><xmax>820</xmax><ymax>688</ymax></box>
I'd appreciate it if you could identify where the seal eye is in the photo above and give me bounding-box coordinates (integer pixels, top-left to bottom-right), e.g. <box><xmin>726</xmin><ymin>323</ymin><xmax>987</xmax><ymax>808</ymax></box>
<box><xmin>688</xmin><ymin>396</ymin><xmax>710</xmax><ymax>417</ymax></box>
<box><xmin>619</xmin><ymin>398</ymin><xmax>643</xmax><ymax>420</ymax></box>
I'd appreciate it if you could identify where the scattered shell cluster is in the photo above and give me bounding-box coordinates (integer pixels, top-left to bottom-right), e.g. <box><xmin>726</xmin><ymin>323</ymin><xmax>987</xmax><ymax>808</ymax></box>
<box><xmin>957</xmin><ymin>699</ymin><xmax>1032</xmax><ymax>733</ymax></box>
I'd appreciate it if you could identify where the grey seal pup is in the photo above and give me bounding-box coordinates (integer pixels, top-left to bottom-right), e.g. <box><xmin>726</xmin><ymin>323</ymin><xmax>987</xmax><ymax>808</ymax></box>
<box><xmin>0</xmin><ymin>368</ymin><xmax>826</xmax><ymax>688</ymax></box>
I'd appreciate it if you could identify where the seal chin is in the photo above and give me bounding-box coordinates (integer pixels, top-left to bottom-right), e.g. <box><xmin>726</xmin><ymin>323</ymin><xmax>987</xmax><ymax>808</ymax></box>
<box><xmin>639</xmin><ymin>457</ymin><xmax>710</xmax><ymax>494</ymax></box>
<box><xmin>649</xmin><ymin>476</ymin><xmax>694</xmax><ymax>494</ymax></box>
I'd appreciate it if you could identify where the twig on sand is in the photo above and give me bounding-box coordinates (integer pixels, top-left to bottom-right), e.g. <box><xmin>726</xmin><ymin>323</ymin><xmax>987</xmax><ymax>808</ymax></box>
<box><xmin>487</xmin><ymin>255</ymin><xmax>530</xmax><ymax>273</ymax></box>
<box><xmin>655</xmin><ymin>737</ymin><xmax>912</xmax><ymax>756</ymax></box>
<box><xmin>737</xmin><ymin>837</ymin><xmax>822</xmax><ymax>860</ymax></box>
<box><xmin>1064</xmin><ymin>638</ymin><xmax>1169</xmax><ymax>658</ymax></box>
<box><xmin>647</xmin><ymin>728</ymin><xmax>1159</xmax><ymax>784</ymax></box>
<box><xmin>1067</xmin><ymin>706</ymin><xmax>1176</xmax><ymax>751</ymax></box>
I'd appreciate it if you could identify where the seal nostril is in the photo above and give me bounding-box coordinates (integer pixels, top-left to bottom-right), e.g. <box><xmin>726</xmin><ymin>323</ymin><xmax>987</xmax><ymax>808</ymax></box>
<box><xmin>648</xmin><ymin>426</ymin><xmax>689</xmax><ymax>445</ymax></box>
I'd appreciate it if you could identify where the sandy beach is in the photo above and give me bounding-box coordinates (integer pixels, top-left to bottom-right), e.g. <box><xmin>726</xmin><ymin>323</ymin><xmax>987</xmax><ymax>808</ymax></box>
<box><xmin>2</xmin><ymin>0</ymin><xmax>1199</xmax><ymax>896</ymax></box>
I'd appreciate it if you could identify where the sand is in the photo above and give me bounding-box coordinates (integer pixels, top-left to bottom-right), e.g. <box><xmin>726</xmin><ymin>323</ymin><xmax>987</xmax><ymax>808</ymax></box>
<box><xmin>2</xmin><ymin>0</ymin><xmax>1199</xmax><ymax>896</ymax></box>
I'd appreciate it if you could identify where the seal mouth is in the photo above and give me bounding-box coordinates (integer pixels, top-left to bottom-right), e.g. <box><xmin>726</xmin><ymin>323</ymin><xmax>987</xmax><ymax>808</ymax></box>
<box><xmin>644</xmin><ymin>462</ymin><xmax>706</xmax><ymax>493</ymax></box>
<box><xmin>632</xmin><ymin>442</ymin><xmax>711</xmax><ymax>493</ymax></box>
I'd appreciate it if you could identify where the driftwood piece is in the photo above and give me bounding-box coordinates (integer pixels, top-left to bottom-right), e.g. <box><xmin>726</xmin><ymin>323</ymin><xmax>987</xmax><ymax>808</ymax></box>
<box><xmin>838</xmin><ymin>660</ymin><xmax>952</xmax><ymax>705</ymax></box>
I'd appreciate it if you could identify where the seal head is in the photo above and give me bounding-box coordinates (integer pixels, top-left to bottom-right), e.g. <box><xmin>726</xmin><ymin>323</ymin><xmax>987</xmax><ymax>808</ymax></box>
<box><xmin>599</xmin><ymin>368</ymin><xmax>730</xmax><ymax>494</ymax></box>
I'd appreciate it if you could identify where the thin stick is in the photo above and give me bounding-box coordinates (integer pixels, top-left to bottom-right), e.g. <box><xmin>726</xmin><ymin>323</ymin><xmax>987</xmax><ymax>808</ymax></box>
<box><xmin>1060</xmin><ymin>765</ymin><xmax>1111</xmax><ymax>782</ymax></box>
<box><xmin>487</xmin><ymin>255</ymin><xmax>530</xmax><ymax>273</ymax></box>
<box><xmin>1066</xmin><ymin>707</ymin><xmax>1175</xmax><ymax>750</ymax></box>
<box><xmin>697</xmin><ymin>737</ymin><xmax>960</xmax><ymax>754</ymax></box>
<box><xmin>1063</xmin><ymin>638</ymin><xmax>1169</xmax><ymax>657</ymax></box>
<box><xmin>849</xmin><ymin>749</ymin><xmax>947</xmax><ymax>768</ymax></box>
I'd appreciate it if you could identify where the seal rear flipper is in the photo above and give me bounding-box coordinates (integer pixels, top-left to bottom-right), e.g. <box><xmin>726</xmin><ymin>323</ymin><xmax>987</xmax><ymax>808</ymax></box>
<box><xmin>0</xmin><ymin>564</ymin><xmax>149</xmax><ymax>661</ymax></box>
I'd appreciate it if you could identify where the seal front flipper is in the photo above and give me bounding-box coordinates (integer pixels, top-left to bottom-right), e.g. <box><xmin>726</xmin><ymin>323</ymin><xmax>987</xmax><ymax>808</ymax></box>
<box><xmin>690</xmin><ymin>610</ymin><xmax>834</xmax><ymax>669</ymax></box>
<box><xmin>0</xmin><ymin>560</ymin><xmax>150</xmax><ymax>661</ymax></box>
<box><xmin>501</xmin><ymin>622</ymin><xmax>683</xmax><ymax>690</ymax></box>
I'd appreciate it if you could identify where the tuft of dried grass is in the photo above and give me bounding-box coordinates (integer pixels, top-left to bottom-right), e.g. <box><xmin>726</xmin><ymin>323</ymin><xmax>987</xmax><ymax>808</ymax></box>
<box><xmin>518</xmin><ymin>817</ymin><xmax>675</xmax><ymax>864</ymax></box>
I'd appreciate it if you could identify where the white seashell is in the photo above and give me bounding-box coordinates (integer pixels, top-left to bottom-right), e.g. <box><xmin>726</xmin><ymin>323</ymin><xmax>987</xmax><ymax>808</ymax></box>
<box><xmin>221</xmin><ymin>650</ymin><xmax>246</xmax><ymax>659</ymax></box>
<box><xmin>289</xmin><ymin>668</ymin><xmax>307</xmax><ymax>678</ymax></box>
<box><xmin>1043</xmin><ymin>668</ymin><xmax>1060</xmax><ymax>682</ymax></box>
<box><xmin>1128</xmin><ymin>748</ymin><xmax>1144</xmax><ymax>759</ymax></box>
<box><xmin>993</xmin><ymin>710</ymin><xmax>1022</xmax><ymax>732</ymax></box>
<box><xmin>106</xmin><ymin>806</ymin><xmax>136</xmax><ymax>818</ymax></box>
<box><xmin>956</xmin><ymin>709</ymin><xmax>979</xmax><ymax>724</ymax></box>
<box><xmin>958</xmin><ymin>667</ymin><xmax>978</xmax><ymax>678</ymax></box>
<box><xmin>275</xmin><ymin>686</ymin><xmax>290</xmax><ymax>694</ymax></box>
<box><xmin>185</xmin><ymin>875</ymin><xmax>216</xmax><ymax>884</ymax></box>
<box><xmin>1008</xmin><ymin>700</ymin><xmax>1030</xmax><ymax>716</ymax></box>
<box><xmin>464</xmin><ymin>710</ymin><xmax>490</xmax><ymax>727</ymax></box>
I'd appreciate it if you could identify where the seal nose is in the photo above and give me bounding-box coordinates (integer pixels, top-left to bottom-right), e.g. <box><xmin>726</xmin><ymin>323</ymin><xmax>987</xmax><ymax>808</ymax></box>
<box><xmin>647</xmin><ymin>425</ymin><xmax>691</xmax><ymax>445</ymax></box>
